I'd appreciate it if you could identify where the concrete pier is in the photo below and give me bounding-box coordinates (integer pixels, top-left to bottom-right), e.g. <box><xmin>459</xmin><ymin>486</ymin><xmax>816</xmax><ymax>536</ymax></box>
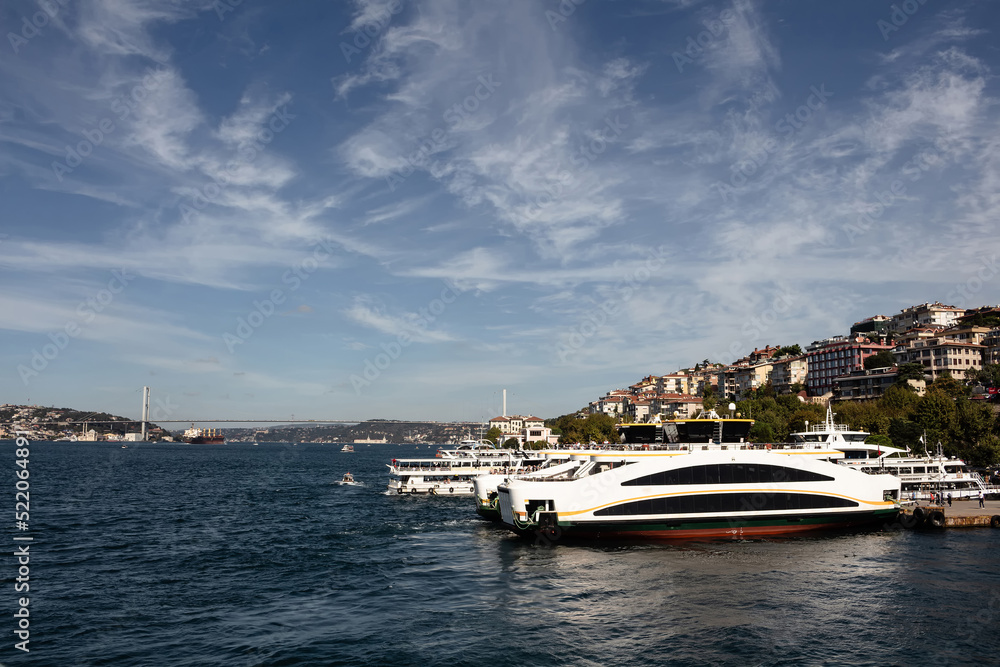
<box><xmin>900</xmin><ymin>499</ymin><xmax>1000</xmax><ymax>529</ymax></box>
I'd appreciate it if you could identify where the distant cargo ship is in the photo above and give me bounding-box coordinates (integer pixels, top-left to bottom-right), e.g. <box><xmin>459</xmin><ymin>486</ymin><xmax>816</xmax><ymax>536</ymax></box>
<box><xmin>180</xmin><ymin>426</ymin><xmax>225</xmax><ymax>444</ymax></box>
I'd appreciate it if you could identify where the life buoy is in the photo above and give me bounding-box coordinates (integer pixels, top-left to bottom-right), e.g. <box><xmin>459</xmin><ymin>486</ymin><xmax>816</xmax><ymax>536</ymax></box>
<box><xmin>991</xmin><ymin>515</ymin><xmax>1000</xmax><ymax>529</ymax></box>
<box><xmin>766</xmin><ymin>443</ymin><xmax>772</xmax><ymax>451</ymax></box>
<box><xmin>928</xmin><ymin>510</ymin><xmax>945</xmax><ymax>528</ymax></box>
<box><xmin>449</xmin><ymin>487</ymin><xmax>454</xmax><ymax>493</ymax></box>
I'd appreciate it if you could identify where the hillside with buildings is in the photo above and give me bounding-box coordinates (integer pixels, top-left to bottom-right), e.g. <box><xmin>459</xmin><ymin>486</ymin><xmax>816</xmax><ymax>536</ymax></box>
<box><xmin>0</xmin><ymin>404</ymin><xmax>168</xmax><ymax>441</ymax></box>
<box><xmin>582</xmin><ymin>301</ymin><xmax>1000</xmax><ymax>465</ymax></box>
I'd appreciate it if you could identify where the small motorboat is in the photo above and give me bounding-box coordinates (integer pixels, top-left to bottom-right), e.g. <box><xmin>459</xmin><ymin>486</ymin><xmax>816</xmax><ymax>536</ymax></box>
<box><xmin>343</xmin><ymin>472</ymin><xmax>355</xmax><ymax>483</ymax></box>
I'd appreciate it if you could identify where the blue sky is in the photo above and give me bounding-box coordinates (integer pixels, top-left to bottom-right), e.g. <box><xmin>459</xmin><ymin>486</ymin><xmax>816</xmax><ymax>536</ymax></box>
<box><xmin>2</xmin><ymin>0</ymin><xmax>999</xmax><ymax>424</ymax></box>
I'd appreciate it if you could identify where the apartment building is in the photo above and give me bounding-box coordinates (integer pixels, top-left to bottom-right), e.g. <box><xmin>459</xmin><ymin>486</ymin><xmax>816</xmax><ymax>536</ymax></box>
<box><xmin>805</xmin><ymin>336</ymin><xmax>894</xmax><ymax>396</ymax></box>
<box><xmin>770</xmin><ymin>355</ymin><xmax>809</xmax><ymax>394</ymax></box>
<box><xmin>888</xmin><ymin>302</ymin><xmax>965</xmax><ymax>334</ymax></box>
<box><xmin>892</xmin><ymin>336</ymin><xmax>985</xmax><ymax>382</ymax></box>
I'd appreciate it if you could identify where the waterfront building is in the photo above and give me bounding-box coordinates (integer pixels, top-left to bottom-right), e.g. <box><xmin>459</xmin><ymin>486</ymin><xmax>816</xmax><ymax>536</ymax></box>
<box><xmin>489</xmin><ymin>415</ymin><xmax>545</xmax><ymax>435</ymax></box>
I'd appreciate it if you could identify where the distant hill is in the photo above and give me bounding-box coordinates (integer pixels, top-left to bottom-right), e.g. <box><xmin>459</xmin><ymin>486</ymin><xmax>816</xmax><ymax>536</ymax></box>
<box><xmin>0</xmin><ymin>404</ymin><xmax>164</xmax><ymax>440</ymax></box>
<box><xmin>225</xmin><ymin>420</ymin><xmax>488</xmax><ymax>444</ymax></box>
<box><xmin>1</xmin><ymin>404</ymin><xmax>491</xmax><ymax>444</ymax></box>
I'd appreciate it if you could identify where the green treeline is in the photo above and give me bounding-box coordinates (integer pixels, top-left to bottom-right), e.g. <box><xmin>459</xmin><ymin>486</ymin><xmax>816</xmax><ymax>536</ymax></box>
<box><xmin>545</xmin><ymin>371</ymin><xmax>1000</xmax><ymax>466</ymax></box>
<box><xmin>734</xmin><ymin>380</ymin><xmax>1000</xmax><ymax>466</ymax></box>
<box><xmin>544</xmin><ymin>413</ymin><xmax>619</xmax><ymax>445</ymax></box>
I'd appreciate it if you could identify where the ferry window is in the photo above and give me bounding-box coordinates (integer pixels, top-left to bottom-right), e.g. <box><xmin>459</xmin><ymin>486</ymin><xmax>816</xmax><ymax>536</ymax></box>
<box><xmin>595</xmin><ymin>493</ymin><xmax>859</xmax><ymax>516</ymax></box>
<box><xmin>691</xmin><ymin>466</ymin><xmax>707</xmax><ymax>485</ymax></box>
<box><xmin>912</xmin><ymin>467</ymin><xmax>925</xmax><ymax>473</ymax></box>
<box><xmin>703</xmin><ymin>464</ymin><xmax>721</xmax><ymax>485</ymax></box>
<box><xmin>897</xmin><ymin>468</ymin><xmax>911</xmax><ymax>474</ymax></box>
<box><xmin>621</xmin><ymin>464</ymin><xmax>835</xmax><ymax>486</ymax></box>
<box><xmin>719</xmin><ymin>464</ymin><xmax>734</xmax><ymax>484</ymax></box>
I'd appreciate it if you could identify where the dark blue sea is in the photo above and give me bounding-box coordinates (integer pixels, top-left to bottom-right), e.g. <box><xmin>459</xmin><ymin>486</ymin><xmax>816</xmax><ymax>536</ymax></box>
<box><xmin>4</xmin><ymin>440</ymin><xmax>1000</xmax><ymax>666</ymax></box>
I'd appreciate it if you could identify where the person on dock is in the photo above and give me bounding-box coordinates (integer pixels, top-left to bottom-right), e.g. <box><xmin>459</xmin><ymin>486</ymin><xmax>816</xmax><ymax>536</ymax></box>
<box><xmin>947</xmin><ymin>492</ymin><xmax>952</xmax><ymax>507</ymax></box>
<box><xmin>979</xmin><ymin>490</ymin><xmax>985</xmax><ymax>508</ymax></box>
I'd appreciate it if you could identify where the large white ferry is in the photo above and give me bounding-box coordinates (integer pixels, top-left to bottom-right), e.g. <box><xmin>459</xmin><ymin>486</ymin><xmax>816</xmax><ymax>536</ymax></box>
<box><xmin>494</xmin><ymin>415</ymin><xmax>900</xmax><ymax>539</ymax></box>
<box><xmin>791</xmin><ymin>407</ymin><xmax>991</xmax><ymax>501</ymax></box>
<box><xmin>387</xmin><ymin>441</ymin><xmax>547</xmax><ymax>495</ymax></box>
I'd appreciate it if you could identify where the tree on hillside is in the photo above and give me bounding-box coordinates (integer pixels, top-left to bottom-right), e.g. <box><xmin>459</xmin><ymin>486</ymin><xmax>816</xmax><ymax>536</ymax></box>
<box><xmin>863</xmin><ymin>349</ymin><xmax>896</xmax><ymax>370</ymax></box>
<box><xmin>926</xmin><ymin>374</ymin><xmax>970</xmax><ymax>399</ymax></box>
<box><xmin>968</xmin><ymin>363</ymin><xmax>1000</xmax><ymax>388</ymax></box>
<box><xmin>774</xmin><ymin>344</ymin><xmax>802</xmax><ymax>357</ymax></box>
<box><xmin>547</xmin><ymin>412</ymin><xmax>619</xmax><ymax>444</ymax></box>
<box><xmin>865</xmin><ymin>434</ymin><xmax>894</xmax><ymax>451</ymax></box>
<box><xmin>889</xmin><ymin>418</ymin><xmax>924</xmax><ymax>452</ymax></box>
<box><xmin>484</xmin><ymin>426</ymin><xmax>502</xmax><ymax>444</ymax></box>
<box><xmin>702</xmin><ymin>385</ymin><xmax>717</xmax><ymax>411</ymax></box>
<box><xmin>895</xmin><ymin>363</ymin><xmax>928</xmax><ymax>385</ymax></box>
<box><xmin>881</xmin><ymin>383</ymin><xmax>919</xmax><ymax>415</ymax></box>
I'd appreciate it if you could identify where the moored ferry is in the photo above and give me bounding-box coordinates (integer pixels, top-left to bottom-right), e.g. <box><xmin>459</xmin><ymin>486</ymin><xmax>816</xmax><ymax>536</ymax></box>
<box><xmin>388</xmin><ymin>442</ymin><xmax>546</xmax><ymax>495</ymax></box>
<box><xmin>495</xmin><ymin>413</ymin><xmax>900</xmax><ymax>539</ymax></box>
<box><xmin>791</xmin><ymin>407</ymin><xmax>991</xmax><ymax>501</ymax></box>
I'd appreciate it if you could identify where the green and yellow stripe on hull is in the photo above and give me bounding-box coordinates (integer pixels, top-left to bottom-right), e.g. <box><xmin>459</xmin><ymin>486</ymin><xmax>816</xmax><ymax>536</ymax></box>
<box><xmin>508</xmin><ymin>508</ymin><xmax>899</xmax><ymax>540</ymax></box>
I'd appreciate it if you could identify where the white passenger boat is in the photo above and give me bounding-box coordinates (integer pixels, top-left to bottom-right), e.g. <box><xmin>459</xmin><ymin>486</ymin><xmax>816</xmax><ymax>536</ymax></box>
<box><xmin>387</xmin><ymin>442</ymin><xmax>546</xmax><ymax>495</ymax></box>
<box><xmin>495</xmin><ymin>415</ymin><xmax>900</xmax><ymax>539</ymax></box>
<box><xmin>341</xmin><ymin>444</ymin><xmax>355</xmax><ymax>452</ymax></box>
<box><xmin>791</xmin><ymin>407</ymin><xmax>990</xmax><ymax>501</ymax></box>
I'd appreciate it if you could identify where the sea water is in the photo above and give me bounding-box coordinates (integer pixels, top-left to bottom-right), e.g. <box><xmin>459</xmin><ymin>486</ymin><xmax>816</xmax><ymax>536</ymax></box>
<box><xmin>5</xmin><ymin>441</ymin><xmax>999</xmax><ymax>666</ymax></box>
